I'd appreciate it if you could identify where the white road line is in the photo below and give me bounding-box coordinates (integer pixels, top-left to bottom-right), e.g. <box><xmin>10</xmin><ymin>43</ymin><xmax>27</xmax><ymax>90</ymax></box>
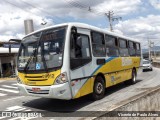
<box><xmin>0</xmin><ymin>88</ymin><xmax>19</xmax><ymax>93</ymax></box>
<box><xmin>8</xmin><ymin>117</ymin><xmax>36</xmax><ymax>120</ymax></box>
<box><xmin>2</xmin><ymin>85</ymin><xmax>17</xmax><ymax>89</ymax></box>
<box><xmin>0</xmin><ymin>106</ymin><xmax>34</xmax><ymax>120</ymax></box>
<box><xmin>14</xmin><ymin>108</ymin><xmax>26</xmax><ymax>111</ymax></box>
<box><xmin>8</xmin><ymin>117</ymin><xmax>21</xmax><ymax>120</ymax></box>
<box><xmin>6</xmin><ymin>106</ymin><xmax>23</xmax><ymax>111</ymax></box>
<box><xmin>3</xmin><ymin>96</ymin><xmax>24</xmax><ymax>102</ymax></box>
<box><xmin>25</xmin><ymin>109</ymin><xmax>32</xmax><ymax>111</ymax></box>
<box><xmin>0</xmin><ymin>116</ymin><xmax>7</xmax><ymax>120</ymax></box>
<box><xmin>12</xmin><ymin>84</ymin><xmax>17</xmax><ymax>86</ymax></box>
<box><xmin>0</xmin><ymin>93</ymin><xmax>7</xmax><ymax>96</ymax></box>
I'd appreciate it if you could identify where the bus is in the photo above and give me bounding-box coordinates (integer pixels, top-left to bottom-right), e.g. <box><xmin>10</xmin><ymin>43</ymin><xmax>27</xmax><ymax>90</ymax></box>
<box><xmin>15</xmin><ymin>22</ymin><xmax>141</xmax><ymax>100</ymax></box>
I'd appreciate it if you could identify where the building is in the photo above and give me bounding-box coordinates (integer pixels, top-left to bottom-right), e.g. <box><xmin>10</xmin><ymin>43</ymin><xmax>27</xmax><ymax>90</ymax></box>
<box><xmin>0</xmin><ymin>19</ymin><xmax>34</xmax><ymax>78</ymax></box>
<box><xmin>0</xmin><ymin>42</ymin><xmax>20</xmax><ymax>77</ymax></box>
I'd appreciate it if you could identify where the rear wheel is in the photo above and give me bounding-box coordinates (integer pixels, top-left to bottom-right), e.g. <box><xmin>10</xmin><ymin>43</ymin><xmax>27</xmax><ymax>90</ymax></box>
<box><xmin>125</xmin><ymin>69</ymin><xmax>137</xmax><ymax>85</ymax></box>
<box><xmin>92</xmin><ymin>76</ymin><xmax>105</xmax><ymax>100</ymax></box>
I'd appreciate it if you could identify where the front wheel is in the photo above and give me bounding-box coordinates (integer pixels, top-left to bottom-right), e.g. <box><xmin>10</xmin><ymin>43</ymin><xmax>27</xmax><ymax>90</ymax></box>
<box><xmin>92</xmin><ymin>76</ymin><xmax>105</xmax><ymax>100</ymax></box>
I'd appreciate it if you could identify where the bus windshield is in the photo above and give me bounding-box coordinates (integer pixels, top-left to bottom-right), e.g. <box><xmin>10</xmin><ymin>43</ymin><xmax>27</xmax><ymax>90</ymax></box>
<box><xmin>18</xmin><ymin>27</ymin><xmax>66</xmax><ymax>72</ymax></box>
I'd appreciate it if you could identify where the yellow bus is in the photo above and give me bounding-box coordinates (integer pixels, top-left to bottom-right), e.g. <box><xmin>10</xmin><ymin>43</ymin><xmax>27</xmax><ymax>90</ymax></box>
<box><xmin>15</xmin><ymin>23</ymin><xmax>141</xmax><ymax>100</ymax></box>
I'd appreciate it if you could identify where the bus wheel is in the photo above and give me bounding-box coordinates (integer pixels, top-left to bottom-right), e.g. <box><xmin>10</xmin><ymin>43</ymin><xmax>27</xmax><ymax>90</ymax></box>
<box><xmin>125</xmin><ymin>69</ymin><xmax>136</xmax><ymax>85</ymax></box>
<box><xmin>92</xmin><ymin>76</ymin><xmax>105</xmax><ymax>100</ymax></box>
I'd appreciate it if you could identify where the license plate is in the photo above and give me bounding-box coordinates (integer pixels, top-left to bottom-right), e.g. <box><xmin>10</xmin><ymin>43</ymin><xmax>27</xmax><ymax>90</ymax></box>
<box><xmin>32</xmin><ymin>88</ymin><xmax>41</xmax><ymax>92</ymax></box>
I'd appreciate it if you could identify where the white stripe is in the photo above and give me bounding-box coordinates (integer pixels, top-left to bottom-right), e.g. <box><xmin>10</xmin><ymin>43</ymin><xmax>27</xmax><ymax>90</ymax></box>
<box><xmin>14</xmin><ymin>108</ymin><xmax>26</xmax><ymax>111</ymax></box>
<box><xmin>2</xmin><ymin>85</ymin><xmax>17</xmax><ymax>89</ymax></box>
<box><xmin>25</xmin><ymin>109</ymin><xmax>32</xmax><ymax>111</ymax></box>
<box><xmin>3</xmin><ymin>96</ymin><xmax>24</xmax><ymax>102</ymax></box>
<box><xmin>0</xmin><ymin>93</ymin><xmax>7</xmax><ymax>96</ymax></box>
<box><xmin>8</xmin><ymin>118</ymin><xmax>20</xmax><ymax>120</ymax></box>
<box><xmin>6</xmin><ymin>106</ymin><xmax>22</xmax><ymax>111</ymax></box>
<box><xmin>0</xmin><ymin>116</ymin><xmax>7</xmax><ymax>120</ymax></box>
<box><xmin>0</xmin><ymin>88</ymin><xmax>19</xmax><ymax>93</ymax></box>
<box><xmin>12</xmin><ymin>84</ymin><xmax>17</xmax><ymax>86</ymax></box>
<box><xmin>9</xmin><ymin>117</ymin><xmax>36</xmax><ymax>120</ymax></box>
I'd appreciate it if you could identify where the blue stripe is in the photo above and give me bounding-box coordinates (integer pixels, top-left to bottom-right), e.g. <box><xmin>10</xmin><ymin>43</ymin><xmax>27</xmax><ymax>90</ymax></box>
<box><xmin>91</xmin><ymin>57</ymin><xmax>117</xmax><ymax>76</ymax></box>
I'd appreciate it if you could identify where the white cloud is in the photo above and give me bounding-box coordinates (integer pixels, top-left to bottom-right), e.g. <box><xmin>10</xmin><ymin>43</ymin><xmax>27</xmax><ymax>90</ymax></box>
<box><xmin>149</xmin><ymin>0</ymin><xmax>160</xmax><ymax>9</ymax></box>
<box><xmin>0</xmin><ymin>1</ymin><xmax>55</xmax><ymax>41</ymax></box>
<box><xmin>93</xmin><ymin>0</ymin><xmax>142</xmax><ymax>15</ymax></box>
<box><xmin>0</xmin><ymin>0</ymin><xmax>159</xmax><ymax>46</ymax></box>
<box><xmin>114</xmin><ymin>15</ymin><xmax>160</xmax><ymax>47</ymax></box>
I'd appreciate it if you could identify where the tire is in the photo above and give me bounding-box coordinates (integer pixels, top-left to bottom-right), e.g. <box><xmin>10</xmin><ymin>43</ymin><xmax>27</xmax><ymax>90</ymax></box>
<box><xmin>150</xmin><ymin>68</ymin><xmax>153</xmax><ymax>71</ymax></box>
<box><xmin>92</xmin><ymin>76</ymin><xmax>105</xmax><ymax>100</ymax></box>
<box><xmin>125</xmin><ymin>69</ymin><xmax>136</xmax><ymax>85</ymax></box>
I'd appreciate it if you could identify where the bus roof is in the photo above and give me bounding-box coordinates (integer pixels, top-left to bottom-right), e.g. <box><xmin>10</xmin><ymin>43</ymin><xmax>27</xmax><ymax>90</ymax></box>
<box><xmin>25</xmin><ymin>22</ymin><xmax>140</xmax><ymax>43</ymax></box>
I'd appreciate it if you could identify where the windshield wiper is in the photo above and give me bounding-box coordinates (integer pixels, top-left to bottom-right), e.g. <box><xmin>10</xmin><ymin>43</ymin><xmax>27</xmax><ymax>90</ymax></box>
<box><xmin>24</xmin><ymin>48</ymin><xmax>36</xmax><ymax>73</ymax></box>
<box><xmin>23</xmin><ymin>32</ymin><xmax>49</xmax><ymax>73</ymax></box>
<box><xmin>24</xmin><ymin>33</ymin><xmax>42</xmax><ymax>73</ymax></box>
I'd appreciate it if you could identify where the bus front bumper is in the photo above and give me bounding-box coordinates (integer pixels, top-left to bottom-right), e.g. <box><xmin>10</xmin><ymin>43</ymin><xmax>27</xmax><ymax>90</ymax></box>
<box><xmin>17</xmin><ymin>82</ymin><xmax>72</xmax><ymax>100</ymax></box>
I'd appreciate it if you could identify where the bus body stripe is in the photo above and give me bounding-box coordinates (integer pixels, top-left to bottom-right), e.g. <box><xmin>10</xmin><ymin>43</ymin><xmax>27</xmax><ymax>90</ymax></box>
<box><xmin>91</xmin><ymin>57</ymin><xmax>117</xmax><ymax>76</ymax></box>
<box><xmin>71</xmin><ymin>57</ymin><xmax>117</xmax><ymax>81</ymax></box>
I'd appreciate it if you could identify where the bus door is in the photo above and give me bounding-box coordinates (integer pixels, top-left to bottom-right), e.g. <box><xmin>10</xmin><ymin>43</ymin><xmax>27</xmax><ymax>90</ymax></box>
<box><xmin>70</xmin><ymin>28</ymin><xmax>92</xmax><ymax>98</ymax></box>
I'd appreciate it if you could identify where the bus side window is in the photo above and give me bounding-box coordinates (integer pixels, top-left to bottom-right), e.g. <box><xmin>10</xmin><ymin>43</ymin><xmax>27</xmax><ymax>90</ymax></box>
<box><xmin>136</xmin><ymin>43</ymin><xmax>141</xmax><ymax>56</ymax></box>
<box><xmin>91</xmin><ymin>31</ymin><xmax>106</xmax><ymax>57</ymax></box>
<box><xmin>128</xmin><ymin>41</ymin><xmax>136</xmax><ymax>56</ymax></box>
<box><xmin>119</xmin><ymin>39</ymin><xmax>129</xmax><ymax>57</ymax></box>
<box><xmin>105</xmin><ymin>35</ymin><xmax>119</xmax><ymax>57</ymax></box>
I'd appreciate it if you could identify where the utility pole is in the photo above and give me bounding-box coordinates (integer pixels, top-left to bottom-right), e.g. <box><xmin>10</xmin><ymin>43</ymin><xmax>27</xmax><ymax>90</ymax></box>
<box><xmin>105</xmin><ymin>11</ymin><xmax>122</xmax><ymax>32</ymax></box>
<box><xmin>148</xmin><ymin>39</ymin><xmax>151</xmax><ymax>61</ymax></box>
<box><xmin>148</xmin><ymin>39</ymin><xmax>155</xmax><ymax>61</ymax></box>
<box><xmin>153</xmin><ymin>42</ymin><xmax>156</xmax><ymax>60</ymax></box>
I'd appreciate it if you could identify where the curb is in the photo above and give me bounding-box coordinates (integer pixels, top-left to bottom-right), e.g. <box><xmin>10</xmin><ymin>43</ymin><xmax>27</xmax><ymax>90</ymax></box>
<box><xmin>82</xmin><ymin>85</ymin><xmax>160</xmax><ymax>120</ymax></box>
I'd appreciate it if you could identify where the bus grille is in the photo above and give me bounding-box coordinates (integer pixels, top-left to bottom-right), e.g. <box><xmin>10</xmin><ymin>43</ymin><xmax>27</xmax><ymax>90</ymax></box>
<box><xmin>25</xmin><ymin>75</ymin><xmax>47</xmax><ymax>81</ymax></box>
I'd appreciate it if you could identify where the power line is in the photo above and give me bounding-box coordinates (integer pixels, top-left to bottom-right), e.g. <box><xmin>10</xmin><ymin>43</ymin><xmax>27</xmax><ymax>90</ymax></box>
<box><xmin>19</xmin><ymin>0</ymin><xmax>67</xmax><ymax>23</ymax></box>
<box><xmin>65</xmin><ymin>0</ymin><xmax>122</xmax><ymax>31</ymax></box>
<box><xmin>65</xmin><ymin>0</ymin><xmax>104</xmax><ymax>16</ymax></box>
<box><xmin>4</xmin><ymin>0</ymin><xmax>67</xmax><ymax>24</ymax></box>
<box><xmin>4</xmin><ymin>0</ymin><xmax>36</xmax><ymax>16</ymax></box>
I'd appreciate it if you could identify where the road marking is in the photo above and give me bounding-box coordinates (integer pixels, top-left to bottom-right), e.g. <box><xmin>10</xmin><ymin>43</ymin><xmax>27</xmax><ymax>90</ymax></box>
<box><xmin>8</xmin><ymin>117</ymin><xmax>36</xmax><ymax>120</ymax></box>
<box><xmin>12</xmin><ymin>84</ymin><xmax>17</xmax><ymax>86</ymax></box>
<box><xmin>3</xmin><ymin>96</ymin><xmax>24</xmax><ymax>102</ymax></box>
<box><xmin>2</xmin><ymin>85</ymin><xmax>17</xmax><ymax>89</ymax></box>
<box><xmin>0</xmin><ymin>116</ymin><xmax>6</xmax><ymax>120</ymax></box>
<box><xmin>0</xmin><ymin>106</ymin><xmax>35</xmax><ymax>120</ymax></box>
<box><xmin>0</xmin><ymin>88</ymin><xmax>19</xmax><ymax>93</ymax></box>
<box><xmin>0</xmin><ymin>93</ymin><xmax>7</xmax><ymax>96</ymax></box>
<box><xmin>6</xmin><ymin>106</ymin><xmax>23</xmax><ymax>111</ymax></box>
<box><xmin>14</xmin><ymin>107</ymin><xmax>26</xmax><ymax>111</ymax></box>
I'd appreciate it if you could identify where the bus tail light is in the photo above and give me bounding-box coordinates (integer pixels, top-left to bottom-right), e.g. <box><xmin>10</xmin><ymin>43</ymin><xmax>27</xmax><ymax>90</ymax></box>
<box><xmin>54</xmin><ymin>72</ymin><xmax>68</xmax><ymax>85</ymax></box>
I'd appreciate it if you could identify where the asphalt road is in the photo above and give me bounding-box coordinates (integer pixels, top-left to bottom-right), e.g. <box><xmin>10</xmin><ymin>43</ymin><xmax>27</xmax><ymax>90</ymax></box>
<box><xmin>0</xmin><ymin>67</ymin><xmax>159</xmax><ymax>120</ymax></box>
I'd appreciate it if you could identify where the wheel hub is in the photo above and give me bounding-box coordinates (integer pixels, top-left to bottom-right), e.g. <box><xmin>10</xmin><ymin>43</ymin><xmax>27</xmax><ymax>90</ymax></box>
<box><xmin>96</xmin><ymin>82</ymin><xmax>103</xmax><ymax>94</ymax></box>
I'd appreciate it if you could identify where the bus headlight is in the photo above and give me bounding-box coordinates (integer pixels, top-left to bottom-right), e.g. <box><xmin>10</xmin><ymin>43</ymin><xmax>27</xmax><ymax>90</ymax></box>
<box><xmin>17</xmin><ymin>77</ymin><xmax>23</xmax><ymax>84</ymax></box>
<box><xmin>54</xmin><ymin>72</ymin><xmax>68</xmax><ymax>85</ymax></box>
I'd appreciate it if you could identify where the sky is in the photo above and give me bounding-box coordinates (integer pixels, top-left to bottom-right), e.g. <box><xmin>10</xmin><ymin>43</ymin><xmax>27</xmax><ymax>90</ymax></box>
<box><xmin>0</xmin><ymin>0</ymin><xmax>160</xmax><ymax>49</ymax></box>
